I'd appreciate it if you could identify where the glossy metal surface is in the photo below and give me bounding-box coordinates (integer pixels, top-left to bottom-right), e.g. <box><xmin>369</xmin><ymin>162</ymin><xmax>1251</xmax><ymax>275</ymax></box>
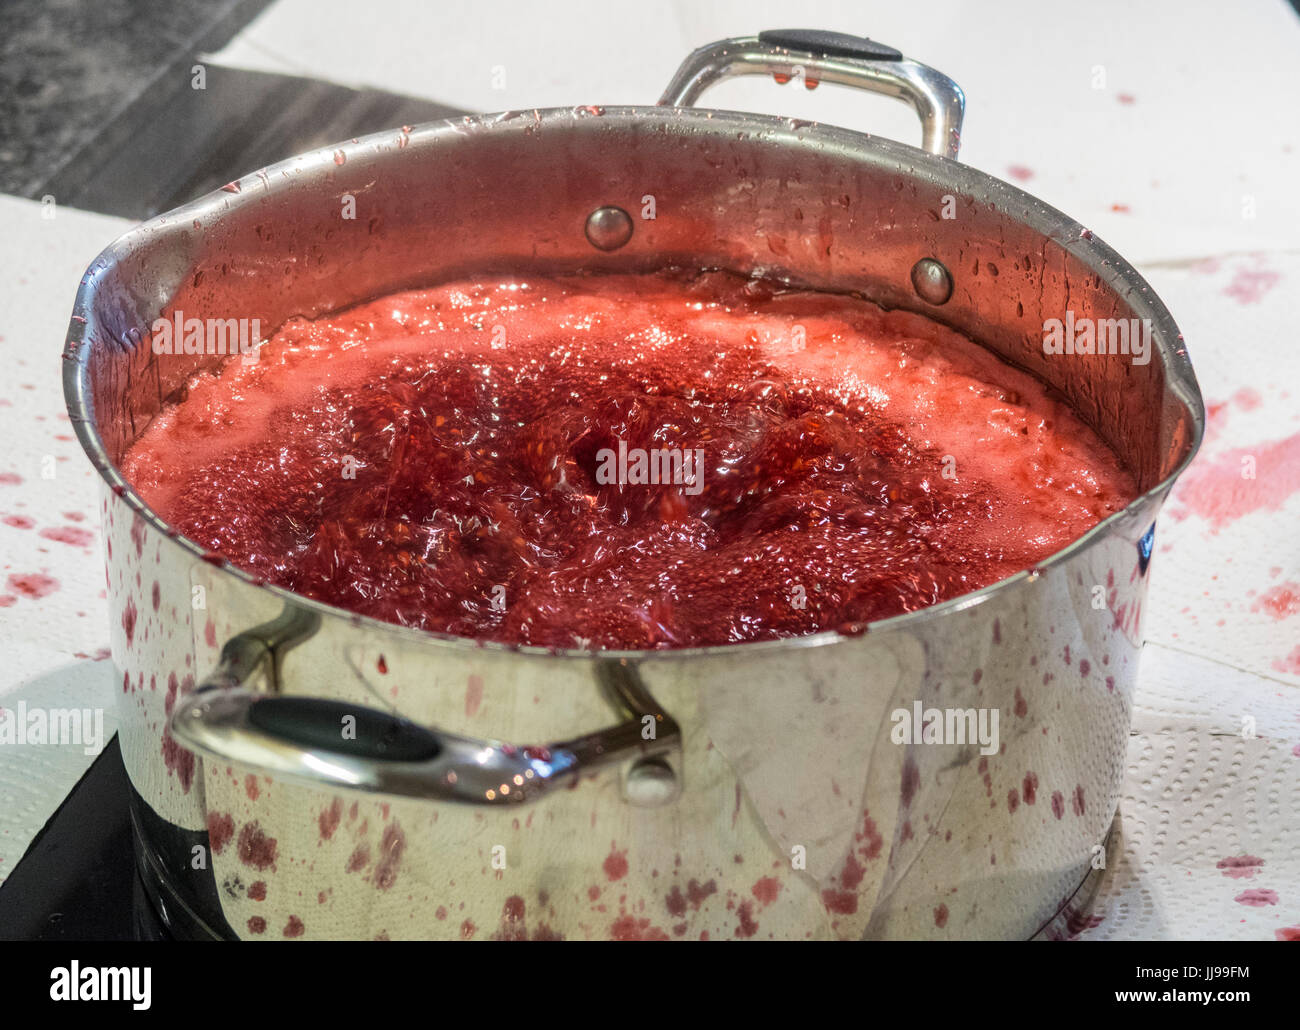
<box><xmin>659</xmin><ymin>33</ymin><xmax>965</xmax><ymax>159</ymax></box>
<box><xmin>176</xmin><ymin>606</ymin><xmax>681</xmax><ymax>803</ymax></box>
<box><xmin>66</xmin><ymin>33</ymin><xmax>1202</xmax><ymax>940</ymax></box>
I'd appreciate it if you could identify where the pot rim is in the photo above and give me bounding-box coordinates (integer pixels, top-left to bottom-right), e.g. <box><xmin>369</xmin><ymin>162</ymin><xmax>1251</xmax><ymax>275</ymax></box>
<box><xmin>63</xmin><ymin>103</ymin><xmax>1205</xmax><ymax>663</ymax></box>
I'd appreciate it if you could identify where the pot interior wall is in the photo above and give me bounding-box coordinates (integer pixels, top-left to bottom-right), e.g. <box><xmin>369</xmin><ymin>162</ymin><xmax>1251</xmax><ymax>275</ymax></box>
<box><xmin>76</xmin><ymin>108</ymin><xmax>1198</xmax><ymax>494</ymax></box>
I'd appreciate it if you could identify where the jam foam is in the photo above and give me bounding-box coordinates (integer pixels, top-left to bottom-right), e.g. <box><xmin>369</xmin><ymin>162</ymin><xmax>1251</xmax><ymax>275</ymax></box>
<box><xmin>123</xmin><ymin>271</ymin><xmax>1136</xmax><ymax>648</ymax></box>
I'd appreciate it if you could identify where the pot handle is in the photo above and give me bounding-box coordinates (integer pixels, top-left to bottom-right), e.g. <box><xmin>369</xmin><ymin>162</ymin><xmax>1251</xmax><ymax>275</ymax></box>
<box><xmin>169</xmin><ymin>606</ymin><xmax>681</xmax><ymax>805</ymax></box>
<box><xmin>659</xmin><ymin>30</ymin><xmax>965</xmax><ymax>159</ymax></box>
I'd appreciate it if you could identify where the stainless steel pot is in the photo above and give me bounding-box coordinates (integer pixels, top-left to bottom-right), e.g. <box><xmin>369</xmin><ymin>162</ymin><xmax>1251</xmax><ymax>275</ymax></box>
<box><xmin>65</xmin><ymin>30</ymin><xmax>1203</xmax><ymax>940</ymax></box>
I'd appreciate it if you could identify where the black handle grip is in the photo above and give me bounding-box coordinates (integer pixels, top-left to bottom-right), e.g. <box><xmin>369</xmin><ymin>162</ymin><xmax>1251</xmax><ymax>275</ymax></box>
<box><xmin>757</xmin><ymin>29</ymin><xmax>903</xmax><ymax>62</ymax></box>
<box><xmin>247</xmin><ymin>696</ymin><xmax>442</xmax><ymax>762</ymax></box>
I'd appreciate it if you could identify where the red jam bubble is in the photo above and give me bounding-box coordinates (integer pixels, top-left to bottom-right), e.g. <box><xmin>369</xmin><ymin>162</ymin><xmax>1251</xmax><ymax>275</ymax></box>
<box><xmin>123</xmin><ymin>270</ymin><xmax>1136</xmax><ymax>649</ymax></box>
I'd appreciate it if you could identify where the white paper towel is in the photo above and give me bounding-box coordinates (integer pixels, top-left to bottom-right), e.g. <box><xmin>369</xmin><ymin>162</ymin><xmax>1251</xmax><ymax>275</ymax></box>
<box><xmin>0</xmin><ymin>195</ymin><xmax>131</xmax><ymax>882</ymax></box>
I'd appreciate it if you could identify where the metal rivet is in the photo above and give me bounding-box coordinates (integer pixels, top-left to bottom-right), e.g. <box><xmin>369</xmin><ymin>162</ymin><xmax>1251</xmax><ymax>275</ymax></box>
<box><xmin>910</xmin><ymin>257</ymin><xmax>953</xmax><ymax>305</ymax></box>
<box><xmin>623</xmin><ymin>756</ymin><xmax>678</xmax><ymax>807</ymax></box>
<box><xmin>585</xmin><ymin>206</ymin><xmax>634</xmax><ymax>251</ymax></box>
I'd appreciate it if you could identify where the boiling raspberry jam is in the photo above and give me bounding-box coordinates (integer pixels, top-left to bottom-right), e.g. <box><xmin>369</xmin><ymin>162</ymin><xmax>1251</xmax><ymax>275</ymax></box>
<box><xmin>123</xmin><ymin>270</ymin><xmax>1136</xmax><ymax>649</ymax></box>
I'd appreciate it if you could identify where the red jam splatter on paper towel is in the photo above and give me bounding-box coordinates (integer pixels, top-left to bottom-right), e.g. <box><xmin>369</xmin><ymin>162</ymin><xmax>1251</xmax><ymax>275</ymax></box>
<box><xmin>1233</xmin><ymin>889</ymin><xmax>1277</xmax><ymax>907</ymax></box>
<box><xmin>1216</xmin><ymin>855</ymin><xmax>1264</xmax><ymax>879</ymax></box>
<box><xmin>1223</xmin><ymin>264</ymin><xmax>1280</xmax><ymax>305</ymax></box>
<box><xmin>1172</xmin><ymin>433</ymin><xmax>1300</xmax><ymax>531</ymax></box>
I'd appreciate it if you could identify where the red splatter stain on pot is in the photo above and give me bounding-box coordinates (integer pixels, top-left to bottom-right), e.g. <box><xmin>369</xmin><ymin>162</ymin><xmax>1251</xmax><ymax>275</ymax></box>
<box><xmin>752</xmin><ymin>877</ymin><xmax>781</xmax><ymax>906</ymax></box>
<box><xmin>821</xmin><ymin>889</ymin><xmax>857</xmax><ymax>915</ymax></box>
<box><xmin>39</xmin><ymin>526</ymin><xmax>94</xmax><ymax>547</ymax></box>
<box><xmin>1216</xmin><ymin>855</ymin><xmax>1264</xmax><ymax>879</ymax></box>
<box><xmin>934</xmin><ymin>903</ymin><xmax>949</xmax><ymax>928</ymax></box>
<box><xmin>2</xmin><ymin>514</ymin><xmax>34</xmax><ymax>529</ymax></box>
<box><xmin>494</xmin><ymin>895</ymin><xmax>527</xmax><ymax>940</ymax></box>
<box><xmin>207</xmin><ymin>812</ymin><xmax>234</xmax><ymax>853</ymax></box>
<box><xmin>857</xmin><ymin>809</ymin><xmax>884</xmax><ymax>860</ymax></box>
<box><xmin>0</xmin><ymin>473</ymin><xmax>22</xmax><ymax>485</ymax></box>
<box><xmin>245</xmin><ymin>774</ymin><xmax>260</xmax><ymax>801</ymax></box>
<box><xmin>346</xmin><ymin>845</ymin><xmax>370</xmax><ymax>873</ymax></box>
<box><xmin>1051</xmin><ymin>791</ymin><xmax>1065</xmax><ymax>819</ymax></box>
<box><xmin>283</xmin><ymin>915</ymin><xmax>305</xmax><ymax>937</ymax></box>
<box><xmin>1007</xmin><ymin>788</ymin><xmax>1020</xmax><ymax>813</ymax></box>
<box><xmin>687</xmin><ymin>879</ymin><xmax>717</xmax><ymax>909</ymax></box>
<box><xmin>248</xmin><ymin>881</ymin><xmax>267</xmax><ymax>901</ymax></box>
<box><xmin>1275</xmin><ymin>926</ymin><xmax>1300</xmax><ymax>941</ymax></box>
<box><xmin>374</xmin><ymin>821</ymin><xmax>405</xmax><ymax>889</ymax></box>
<box><xmin>435</xmin><ymin>906</ymin><xmax>447</xmax><ymax>920</ymax></box>
<box><xmin>151</xmin><ymin>581</ymin><xmax>161</xmax><ymax>611</ymax></box>
<box><xmin>900</xmin><ymin>757</ymin><xmax>920</xmax><ymax>806</ymax></box>
<box><xmin>204</xmin><ymin>619</ymin><xmax>217</xmax><ymax>648</ymax></box>
<box><xmin>460</xmin><ymin>919</ymin><xmax>477</xmax><ymax>939</ymax></box>
<box><xmin>610</xmin><ymin>915</ymin><xmax>670</xmax><ymax>940</ymax></box>
<box><xmin>1079</xmin><ymin>659</ymin><xmax>1090</xmax><ymax>676</ymax></box>
<box><xmin>1072</xmin><ymin>785</ymin><xmax>1086</xmax><ymax>816</ymax></box>
<box><xmin>1023</xmin><ymin>772</ymin><xmax>1038</xmax><ymax>804</ymax></box>
<box><xmin>1006</xmin><ymin>165</ymin><xmax>1034</xmax><ymax>182</ymax></box>
<box><xmin>247</xmin><ymin>916</ymin><xmax>266</xmax><ymax>934</ymax></box>
<box><xmin>376</xmin><ymin>654</ymin><xmax>387</xmax><ymax>674</ymax></box>
<box><xmin>1234</xmin><ymin>889</ymin><xmax>1277</xmax><ymax>906</ymax></box>
<box><xmin>1014</xmin><ymin>688</ymin><xmax>1028</xmax><ymax>718</ymax></box>
<box><xmin>838</xmin><ymin>852</ymin><xmax>865</xmax><ymax>890</ymax></box>
<box><xmin>237</xmin><ymin>821</ymin><xmax>278</xmax><ymax>870</ymax></box>
<box><xmin>318</xmin><ymin>798</ymin><xmax>343</xmax><ymax>840</ymax></box>
<box><xmin>465</xmin><ymin>674</ymin><xmax>484</xmax><ymax>716</ymax></box>
<box><xmin>129</xmin><ymin>515</ymin><xmax>147</xmax><ymax>557</ymax></box>
<box><xmin>666</xmin><ymin>878</ymin><xmax>716</xmax><ymax>915</ymax></box>
<box><xmin>1117</xmin><ymin>93</ymin><xmax>1136</xmax><ymax>104</ymax></box>
<box><xmin>603</xmin><ymin>844</ymin><xmax>629</xmax><ymax>882</ymax></box>
<box><xmin>8</xmin><ymin>572</ymin><xmax>59</xmax><ymax>599</ymax></box>
<box><xmin>735</xmin><ymin>901</ymin><xmax>759</xmax><ymax>938</ymax></box>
